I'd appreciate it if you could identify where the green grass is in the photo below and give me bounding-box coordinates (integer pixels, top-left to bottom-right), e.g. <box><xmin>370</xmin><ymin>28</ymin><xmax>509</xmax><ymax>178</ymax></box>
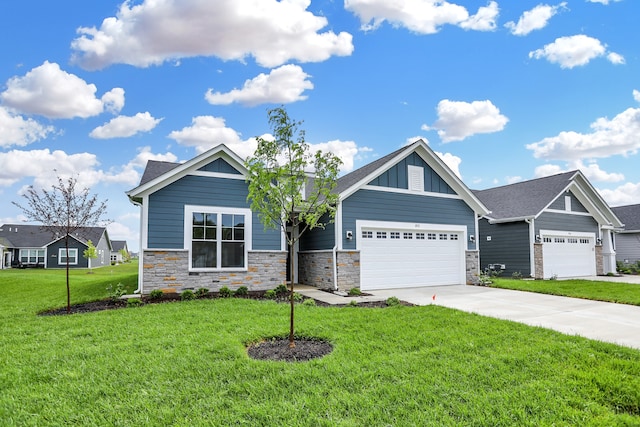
<box><xmin>1</xmin><ymin>266</ymin><xmax>639</xmax><ymax>426</ymax></box>
<box><xmin>491</xmin><ymin>277</ymin><xmax>640</xmax><ymax>306</ymax></box>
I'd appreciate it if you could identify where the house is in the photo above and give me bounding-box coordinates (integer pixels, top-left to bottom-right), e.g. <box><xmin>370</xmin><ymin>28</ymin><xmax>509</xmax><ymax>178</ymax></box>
<box><xmin>127</xmin><ymin>140</ymin><xmax>489</xmax><ymax>294</ymax></box>
<box><xmin>0</xmin><ymin>224</ymin><xmax>112</xmax><ymax>269</ymax></box>
<box><xmin>473</xmin><ymin>171</ymin><xmax>623</xmax><ymax>279</ymax></box>
<box><xmin>110</xmin><ymin>240</ymin><xmax>129</xmax><ymax>264</ymax></box>
<box><xmin>611</xmin><ymin>204</ymin><xmax>640</xmax><ymax>264</ymax></box>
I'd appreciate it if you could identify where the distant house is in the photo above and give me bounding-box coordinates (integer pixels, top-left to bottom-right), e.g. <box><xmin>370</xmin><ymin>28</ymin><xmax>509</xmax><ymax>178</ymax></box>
<box><xmin>0</xmin><ymin>224</ymin><xmax>112</xmax><ymax>269</ymax></box>
<box><xmin>127</xmin><ymin>140</ymin><xmax>489</xmax><ymax>295</ymax></box>
<box><xmin>611</xmin><ymin>204</ymin><xmax>640</xmax><ymax>264</ymax></box>
<box><xmin>474</xmin><ymin>171</ymin><xmax>623</xmax><ymax>279</ymax></box>
<box><xmin>110</xmin><ymin>240</ymin><xmax>129</xmax><ymax>264</ymax></box>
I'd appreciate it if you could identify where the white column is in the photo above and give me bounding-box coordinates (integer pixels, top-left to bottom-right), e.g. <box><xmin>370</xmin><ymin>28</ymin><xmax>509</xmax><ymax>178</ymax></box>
<box><xmin>601</xmin><ymin>229</ymin><xmax>616</xmax><ymax>274</ymax></box>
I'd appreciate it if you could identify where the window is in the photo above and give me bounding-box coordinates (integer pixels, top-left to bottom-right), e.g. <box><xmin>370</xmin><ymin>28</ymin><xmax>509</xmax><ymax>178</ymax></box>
<box><xmin>554</xmin><ymin>237</ymin><xmax>565</xmax><ymax>243</ymax></box>
<box><xmin>390</xmin><ymin>232</ymin><xmax>400</xmax><ymax>239</ymax></box>
<box><xmin>543</xmin><ymin>237</ymin><xmax>552</xmax><ymax>243</ymax></box>
<box><xmin>376</xmin><ymin>231</ymin><xmax>387</xmax><ymax>239</ymax></box>
<box><xmin>187</xmin><ymin>207</ymin><xmax>250</xmax><ymax>270</ymax></box>
<box><xmin>568</xmin><ymin>238</ymin><xmax>578</xmax><ymax>244</ymax></box>
<box><xmin>362</xmin><ymin>231</ymin><xmax>373</xmax><ymax>239</ymax></box>
<box><xmin>580</xmin><ymin>238</ymin><xmax>590</xmax><ymax>244</ymax></box>
<box><xmin>59</xmin><ymin>248</ymin><xmax>78</xmax><ymax>265</ymax></box>
<box><xmin>403</xmin><ymin>232</ymin><xmax>413</xmax><ymax>239</ymax></box>
<box><xmin>19</xmin><ymin>249</ymin><xmax>44</xmax><ymax>264</ymax></box>
<box><xmin>450</xmin><ymin>234</ymin><xmax>459</xmax><ymax>240</ymax></box>
<box><xmin>427</xmin><ymin>233</ymin><xmax>437</xmax><ymax>240</ymax></box>
<box><xmin>439</xmin><ymin>233</ymin><xmax>448</xmax><ymax>240</ymax></box>
<box><xmin>416</xmin><ymin>232</ymin><xmax>425</xmax><ymax>240</ymax></box>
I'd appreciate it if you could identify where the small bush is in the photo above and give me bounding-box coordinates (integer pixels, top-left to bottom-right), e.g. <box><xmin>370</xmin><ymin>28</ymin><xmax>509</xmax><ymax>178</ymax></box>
<box><xmin>302</xmin><ymin>298</ymin><xmax>316</xmax><ymax>307</ymax></box>
<box><xmin>219</xmin><ymin>286</ymin><xmax>233</xmax><ymax>298</ymax></box>
<box><xmin>511</xmin><ymin>271</ymin><xmax>523</xmax><ymax>280</ymax></box>
<box><xmin>293</xmin><ymin>292</ymin><xmax>303</xmax><ymax>302</ymax></box>
<box><xmin>386</xmin><ymin>296</ymin><xmax>400</xmax><ymax>307</ymax></box>
<box><xmin>106</xmin><ymin>283</ymin><xmax>126</xmax><ymax>302</ymax></box>
<box><xmin>148</xmin><ymin>289</ymin><xmax>163</xmax><ymax>301</ymax></box>
<box><xmin>181</xmin><ymin>290</ymin><xmax>196</xmax><ymax>301</ymax></box>
<box><xmin>265</xmin><ymin>289</ymin><xmax>277</xmax><ymax>299</ymax></box>
<box><xmin>348</xmin><ymin>287</ymin><xmax>362</xmax><ymax>296</ymax></box>
<box><xmin>195</xmin><ymin>288</ymin><xmax>209</xmax><ymax>298</ymax></box>
<box><xmin>348</xmin><ymin>300</ymin><xmax>359</xmax><ymax>307</ymax></box>
<box><xmin>274</xmin><ymin>284</ymin><xmax>288</xmax><ymax>296</ymax></box>
<box><xmin>127</xmin><ymin>298</ymin><xmax>143</xmax><ymax>308</ymax></box>
<box><xmin>478</xmin><ymin>273</ymin><xmax>492</xmax><ymax>286</ymax></box>
<box><xmin>549</xmin><ymin>274</ymin><xmax>558</xmax><ymax>281</ymax></box>
<box><xmin>235</xmin><ymin>286</ymin><xmax>249</xmax><ymax>297</ymax></box>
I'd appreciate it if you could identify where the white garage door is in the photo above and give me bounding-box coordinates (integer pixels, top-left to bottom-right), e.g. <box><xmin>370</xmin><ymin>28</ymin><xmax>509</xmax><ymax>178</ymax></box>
<box><xmin>358</xmin><ymin>222</ymin><xmax>465</xmax><ymax>290</ymax></box>
<box><xmin>541</xmin><ymin>231</ymin><xmax>596</xmax><ymax>279</ymax></box>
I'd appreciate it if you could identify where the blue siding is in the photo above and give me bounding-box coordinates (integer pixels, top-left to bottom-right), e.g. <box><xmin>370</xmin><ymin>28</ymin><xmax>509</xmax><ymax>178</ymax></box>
<box><xmin>478</xmin><ymin>219</ymin><xmax>531</xmax><ymax>276</ymax></box>
<box><xmin>535</xmin><ymin>212</ymin><xmax>598</xmax><ymax>234</ymax></box>
<box><xmin>299</xmin><ymin>216</ymin><xmax>335</xmax><ymax>251</ymax></box>
<box><xmin>548</xmin><ymin>191</ymin><xmax>588</xmax><ymax>213</ymax></box>
<box><xmin>47</xmin><ymin>239</ymin><xmax>89</xmax><ymax>268</ymax></box>
<box><xmin>197</xmin><ymin>158</ymin><xmax>242</xmax><ymax>174</ymax></box>
<box><xmin>368</xmin><ymin>153</ymin><xmax>454</xmax><ymax>194</ymax></box>
<box><xmin>147</xmin><ymin>175</ymin><xmax>281</xmax><ymax>250</ymax></box>
<box><xmin>342</xmin><ymin>189</ymin><xmax>476</xmax><ymax>250</ymax></box>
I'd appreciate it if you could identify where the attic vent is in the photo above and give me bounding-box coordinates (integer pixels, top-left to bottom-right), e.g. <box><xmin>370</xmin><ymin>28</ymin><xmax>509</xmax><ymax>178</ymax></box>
<box><xmin>408</xmin><ymin>165</ymin><xmax>424</xmax><ymax>192</ymax></box>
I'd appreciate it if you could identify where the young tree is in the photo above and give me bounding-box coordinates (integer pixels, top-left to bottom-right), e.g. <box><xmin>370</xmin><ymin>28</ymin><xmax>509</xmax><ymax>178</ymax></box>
<box><xmin>83</xmin><ymin>240</ymin><xmax>97</xmax><ymax>273</ymax></box>
<box><xmin>13</xmin><ymin>175</ymin><xmax>108</xmax><ymax>313</ymax></box>
<box><xmin>119</xmin><ymin>248</ymin><xmax>130</xmax><ymax>263</ymax></box>
<box><xmin>245</xmin><ymin>107</ymin><xmax>342</xmax><ymax>348</ymax></box>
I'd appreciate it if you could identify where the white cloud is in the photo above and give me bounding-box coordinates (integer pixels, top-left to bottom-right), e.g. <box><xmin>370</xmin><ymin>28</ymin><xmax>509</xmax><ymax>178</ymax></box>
<box><xmin>529</xmin><ymin>35</ymin><xmax>623</xmax><ymax>68</ymax></box>
<box><xmin>71</xmin><ymin>0</ymin><xmax>353</xmax><ymax>70</ymax></box>
<box><xmin>205</xmin><ymin>65</ymin><xmax>313</xmax><ymax>107</ymax></box>
<box><xmin>101</xmin><ymin>88</ymin><xmax>126</xmax><ymax>114</ymax></box>
<box><xmin>587</xmin><ymin>0</ymin><xmax>622</xmax><ymax>4</ymax></box>
<box><xmin>634</xmin><ymin>89</ymin><xmax>640</xmax><ymax>103</ymax></box>
<box><xmin>403</xmin><ymin>136</ymin><xmax>462</xmax><ymax>178</ymax></box>
<box><xmin>0</xmin><ymin>106</ymin><xmax>55</xmax><ymax>148</ymax></box>
<box><xmin>505</xmin><ymin>2</ymin><xmax>567</xmax><ymax>36</ymax></box>
<box><xmin>129</xmin><ymin>146</ymin><xmax>179</xmax><ymax>169</ymax></box>
<box><xmin>0</xmin><ymin>61</ymin><xmax>124</xmax><ymax>119</ymax></box>
<box><xmin>425</xmin><ymin>99</ymin><xmax>509</xmax><ymax>142</ymax></box>
<box><xmin>533</xmin><ymin>163</ymin><xmax>564</xmax><ymax>178</ymax></box>
<box><xmin>527</xmin><ymin>93</ymin><xmax>640</xmax><ymax>160</ymax></box>
<box><xmin>308</xmin><ymin>140</ymin><xmax>363</xmax><ymax>172</ymax></box>
<box><xmin>598</xmin><ymin>182</ymin><xmax>640</xmax><ymax>206</ymax></box>
<box><xmin>345</xmin><ymin>0</ymin><xmax>497</xmax><ymax>34</ymax></box>
<box><xmin>506</xmin><ymin>176</ymin><xmax>522</xmax><ymax>184</ymax></box>
<box><xmin>90</xmin><ymin>112</ymin><xmax>162</xmax><ymax>139</ymax></box>
<box><xmin>535</xmin><ymin>160</ymin><xmax>624</xmax><ymax>183</ymax></box>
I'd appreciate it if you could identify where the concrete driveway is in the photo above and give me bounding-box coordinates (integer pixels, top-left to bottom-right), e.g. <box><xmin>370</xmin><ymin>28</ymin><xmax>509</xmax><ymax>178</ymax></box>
<box><xmin>368</xmin><ymin>284</ymin><xmax>640</xmax><ymax>350</ymax></box>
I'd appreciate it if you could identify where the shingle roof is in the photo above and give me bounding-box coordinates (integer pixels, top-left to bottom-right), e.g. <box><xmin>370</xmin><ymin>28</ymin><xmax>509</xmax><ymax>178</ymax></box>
<box><xmin>473</xmin><ymin>171</ymin><xmax>577</xmax><ymax>220</ymax></box>
<box><xmin>139</xmin><ymin>160</ymin><xmax>180</xmax><ymax>186</ymax></box>
<box><xmin>111</xmin><ymin>240</ymin><xmax>128</xmax><ymax>252</ymax></box>
<box><xmin>0</xmin><ymin>224</ymin><xmax>107</xmax><ymax>248</ymax></box>
<box><xmin>611</xmin><ymin>204</ymin><xmax>640</xmax><ymax>231</ymax></box>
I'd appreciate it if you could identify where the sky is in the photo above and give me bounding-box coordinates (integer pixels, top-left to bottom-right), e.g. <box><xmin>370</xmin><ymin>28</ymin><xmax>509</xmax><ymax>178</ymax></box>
<box><xmin>1</xmin><ymin>0</ymin><xmax>639</xmax><ymax>252</ymax></box>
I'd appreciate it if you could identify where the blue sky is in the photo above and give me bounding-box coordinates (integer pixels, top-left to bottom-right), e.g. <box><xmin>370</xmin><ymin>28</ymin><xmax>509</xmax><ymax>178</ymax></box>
<box><xmin>1</xmin><ymin>0</ymin><xmax>639</xmax><ymax>252</ymax></box>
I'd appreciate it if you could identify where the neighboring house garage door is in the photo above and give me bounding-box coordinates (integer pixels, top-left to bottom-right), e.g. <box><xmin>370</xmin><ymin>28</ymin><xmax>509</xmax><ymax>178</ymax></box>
<box><xmin>357</xmin><ymin>221</ymin><xmax>466</xmax><ymax>290</ymax></box>
<box><xmin>541</xmin><ymin>230</ymin><xmax>596</xmax><ymax>279</ymax></box>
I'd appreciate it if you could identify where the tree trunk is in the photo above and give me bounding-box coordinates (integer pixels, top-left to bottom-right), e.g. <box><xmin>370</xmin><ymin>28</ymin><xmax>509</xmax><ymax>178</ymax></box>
<box><xmin>65</xmin><ymin>237</ymin><xmax>70</xmax><ymax>313</ymax></box>
<box><xmin>288</xmin><ymin>239</ymin><xmax>295</xmax><ymax>348</ymax></box>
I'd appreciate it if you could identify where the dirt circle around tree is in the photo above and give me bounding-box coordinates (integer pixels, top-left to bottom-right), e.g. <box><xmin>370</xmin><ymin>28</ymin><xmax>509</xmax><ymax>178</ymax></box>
<box><xmin>247</xmin><ymin>337</ymin><xmax>333</xmax><ymax>362</ymax></box>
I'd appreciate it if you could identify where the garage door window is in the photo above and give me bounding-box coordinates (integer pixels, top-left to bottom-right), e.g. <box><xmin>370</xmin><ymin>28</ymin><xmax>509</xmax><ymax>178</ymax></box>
<box><xmin>377</xmin><ymin>231</ymin><xmax>387</xmax><ymax>239</ymax></box>
<box><xmin>439</xmin><ymin>233</ymin><xmax>448</xmax><ymax>240</ymax></box>
<box><xmin>362</xmin><ymin>231</ymin><xmax>373</xmax><ymax>239</ymax></box>
<box><xmin>390</xmin><ymin>232</ymin><xmax>400</xmax><ymax>239</ymax></box>
<box><xmin>450</xmin><ymin>234</ymin><xmax>459</xmax><ymax>240</ymax></box>
<box><xmin>416</xmin><ymin>233</ymin><xmax>425</xmax><ymax>239</ymax></box>
<box><xmin>403</xmin><ymin>232</ymin><xmax>413</xmax><ymax>239</ymax></box>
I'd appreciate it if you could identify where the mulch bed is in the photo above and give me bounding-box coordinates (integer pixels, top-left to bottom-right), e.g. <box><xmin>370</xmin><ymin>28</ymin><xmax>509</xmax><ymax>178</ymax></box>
<box><xmin>247</xmin><ymin>337</ymin><xmax>333</xmax><ymax>362</ymax></box>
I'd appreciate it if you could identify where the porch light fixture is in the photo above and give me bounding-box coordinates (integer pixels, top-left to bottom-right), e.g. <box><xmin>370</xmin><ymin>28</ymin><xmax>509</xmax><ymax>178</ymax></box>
<box><xmin>469</xmin><ymin>235</ymin><xmax>475</xmax><ymax>242</ymax></box>
<box><xmin>535</xmin><ymin>235</ymin><xmax>541</xmax><ymax>243</ymax></box>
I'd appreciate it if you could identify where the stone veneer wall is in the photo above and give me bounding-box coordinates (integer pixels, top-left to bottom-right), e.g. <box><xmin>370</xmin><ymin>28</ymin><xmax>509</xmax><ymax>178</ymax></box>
<box><xmin>336</xmin><ymin>250</ymin><xmax>360</xmax><ymax>291</ymax></box>
<box><xmin>595</xmin><ymin>245</ymin><xmax>604</xmax><ymax>276</ymax></box>
<box><xmin>298</xmin><ymin>250</ymin><xmax>334</xmax><ymax>289</ymax></box>
<box><xmin>533</xmin><ymin>243</ymin><xmax>543</xmax><ymax>279</ymax></box>
<box><xmin>142</xmin><ymin>250</ymin><xmax>286</xmax><ymax>294</ymax></box>
<box><xmin>465</xmin><ymin>250</ymin><xmax>480</xmax><ymax>285</ymax></box>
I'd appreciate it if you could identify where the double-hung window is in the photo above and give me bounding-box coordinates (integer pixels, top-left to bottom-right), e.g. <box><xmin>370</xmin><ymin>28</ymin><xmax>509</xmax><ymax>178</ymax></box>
<box><xmin>186</xmin><ymin>206</ymin><xmax>251</xmax><ymax>270</ymax></box>
<box><xmin>20</xmin><ymin>249</ymin><xmax>45</xmax><ymax>264</ymax></box>
<box><xmin>59</xmin><ymin>248</ymin><xmax>78</xmax><ymax>265</ymax></box>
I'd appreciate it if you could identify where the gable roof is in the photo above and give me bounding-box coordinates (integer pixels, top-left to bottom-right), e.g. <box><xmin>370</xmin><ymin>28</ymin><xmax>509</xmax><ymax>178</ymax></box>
<box><xmin>612</xmin><ymin>204</ymin><xmax>640</xmax><ymax>232</ymax></box>
<box><xmin>474</xmin><ymin>170</ymin><xmax>623</xmax><ymax>227</ymax></box>
<box><xmin>335</xmin><ymin>139</ymin><xmax>489</xmax><ymax>215</ymax></box>
<box><xmin>127</xmin><ymin>144</ymin><xmax>246</xmax><ymax>204</ymax></box>
<box><xmin>0</xmin><ymin>224</ymin><xmax>108</xmax><ymax>248</ymax></box>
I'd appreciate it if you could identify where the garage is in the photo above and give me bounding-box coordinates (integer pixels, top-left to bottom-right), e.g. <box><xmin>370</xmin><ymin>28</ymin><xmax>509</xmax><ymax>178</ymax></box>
<box><xmin>357</xmin><ymin>221</ymin><xmax>466</xmax><ymax>290</ymax></box>
<box><xmin>541</xmin><ymin>230</ymin><xmax>596</xmax><ymax>278</ymax></box>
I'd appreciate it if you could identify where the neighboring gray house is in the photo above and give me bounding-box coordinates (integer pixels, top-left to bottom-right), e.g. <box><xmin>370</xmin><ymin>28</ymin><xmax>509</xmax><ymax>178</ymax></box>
<box><xmin>0</xmin><ymin>224</ymin><xmax>112</xmax><ymax>269</ymax></box>
<box><xmin>473</xmin><ymin>171</ymin><xmax>623</xmax><ymax>279</ymax></box>
<box><xmin>611</xmin><ymin>204</ymin><xmax>640</xmax><ymax>264</ymax></box>
<box><xmin>110</xmin><ymin>240</ymin><xmax>129</xmax><ymax>263</ymax></box>
<box><xmin>127</xmin><ymin>140</ymin><xmax>489</xmax><ymax>294</ymax></box>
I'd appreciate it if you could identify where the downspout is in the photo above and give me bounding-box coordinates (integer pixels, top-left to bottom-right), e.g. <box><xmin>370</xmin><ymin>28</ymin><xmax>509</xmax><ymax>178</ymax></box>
<box><xmin>333</xmin><ymin>200</ymin><xmax>342</xmax><ymax>291</ymax></box>
<box><xmin>332</xmin><ymin>245</ymin><xmax>338</xmax><ymax>291</ymax></box>
<box><xmin>129</xmin><ymin>197</ymin><xmax>144</xmax><ymax>294</ymax></box>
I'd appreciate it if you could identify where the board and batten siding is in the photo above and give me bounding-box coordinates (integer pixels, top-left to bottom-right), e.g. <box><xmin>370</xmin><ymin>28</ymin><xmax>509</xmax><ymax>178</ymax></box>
<box><xmin>146</xmin><ymin>174</ymin><xmax>281</xmax><ymax>250</ymax></box>
<box><xmin>615</xmin><ymin>233</ymin><xmax>640</xmax><ymax>263</ymax></box>
<box><xmin>341</xmin><ymin>189</ymin><xmax>476</xmax><ymax>251</ymax></box>
<box><xmin>535</xmin><ymin>212</ymin><xmax>599</xmax><ymax>235</ymax></box>
<box><xmin>367</xmin><ymin>153</ymin><xmax>455</xmax><ymax>195</ymax></box>
<box><xmin>197</xmin><ymin>158</ymin><xmax>242</xmax><ymax>174</ymax></box>
<box><xmin>299</xmin><ymin>216</ymin><xmax>335</xmax><ymax>251</ymax></box>
<box><xmin>547</xmin><ymin>191</ymin><xmax>588</xmax><ymax>213</ymax></box>
<box><xmin>477</xmin><ymin>219</ymin><xmax>531</xmax><ymax>277</ymax></box>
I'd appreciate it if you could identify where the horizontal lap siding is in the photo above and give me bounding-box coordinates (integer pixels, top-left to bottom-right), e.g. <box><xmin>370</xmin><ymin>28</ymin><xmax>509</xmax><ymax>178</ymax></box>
<box><xmin>478</xmin><ymin>219</ymin><xmax>531</xmax><ymax>276</ymax></box>
<box><xmin>342</xmin><ymin>189</ymin><xmax>475</xmax><ymax>250</ymax></box>
<box><xmin>147</xmin><ymin>175</ymin><xmax>280</xmax><ymax>250</ymax></box>
<box><xmin>615</xmin><ymin>233</ymin><xmax>640</xmax><ymax>263</ymax></box>
<box><xmin>536</xmin><ymin>212</ymin><xmax>598</xmax><ymax>234</ymax></box>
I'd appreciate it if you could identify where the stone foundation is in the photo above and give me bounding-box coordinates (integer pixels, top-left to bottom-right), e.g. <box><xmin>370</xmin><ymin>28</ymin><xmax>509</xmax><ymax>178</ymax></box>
<box><xmin>141</xmin><ymin>249</ymin><xmax>286</xmax><ymax>294</ymax></box>
<box><xmin>336</xmin><ymin>251</ymin><xmax>360</xmax><ymax>291</ymax></box>
<box><xmin>465</xmin><ymin>250</ymin><xmax>480</xmax><ymax>285</ymax></box>
<box><xmin>533</xmin><ymin>243</ymin><xmax>544</xmax><ymax>279</ymax></box>
<box><xmin>595</xmin><ymin>245</ymin><xmax>604</xmax><ymax>276</ymax></box>
<box><xmin>298</xmin><ymin>250</ymin><xmax>334</xmax><ymax>289</ymax></box>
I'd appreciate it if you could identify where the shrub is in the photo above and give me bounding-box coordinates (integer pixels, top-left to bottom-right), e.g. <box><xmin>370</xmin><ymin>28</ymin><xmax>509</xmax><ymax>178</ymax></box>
<box><xmin>386</xmin><ymin>296</ymin><xmax>400</xmax><ymax>307</ymax></box>
<box><xmin>195</xmin><ymin>288</ymin><xmax>209</xmax><ymax>299</ymax></box>
<box><xmin>549</xmin><ymin>274</ymin><xmax>558</xmax><ymax>281</ymax></box>
<box><xmin>181</xmin><ymin>290</ymin><xmax>196</xmax><ymax>301</ymax></box>
<box><xmin>293</xmin><ymin>292</ymin><xmax>303</xmax><ymax>302</ymax></box>
<box><xmin>148</xmin><ymin>289</ymin><xmax>163</xmax><ymax>301</ymax></box>
<box><xmin>274</xmin><ymin>284</ymin><xmax>288</xmax><ymax>296</ymax></box>
<box><xmin>511</xmin><ymin>271</ymin><xmax>523</xmax><ymax>280</ymax></box>
<box><xmin>348</xmin><ymin>287</ymin><xmax>362</xmax><ymax>296</ymax></box>
<box><xmin>235</xmin><ymin>286</ymin><xmax>249</xmax><ymax>297</ymax></box>
<box><xmin>348</xmin><ymin>300</ymin><xmax>359</xmax><ymax>307</ymax></box>
<box><xmin>302</xmin><ymin>298</ymin><xmax>316</xmax><ymax>307</ymax></box>
<box><xmin>106</xmin><ymin>283</ymin><xmax>126</xmax><ymax>302</ymax></box>
<box><xmin>265</xmin><ymin>289</ymin><xmax>277</xmax><ymax>299</ymax></box>
<box><xmin>127</xmin><ymin>298</ymin><xmax>143</xmax><ymax>308</ymax></box>
<box><xmin>478</xmin><ymin>273</ymin><xmax>492</xmax><ymax>286</ymax></box>
<box><xmin>219</xmin><ymin>286</ymin><xmax>233</xmax><ymax>298</ymax></box>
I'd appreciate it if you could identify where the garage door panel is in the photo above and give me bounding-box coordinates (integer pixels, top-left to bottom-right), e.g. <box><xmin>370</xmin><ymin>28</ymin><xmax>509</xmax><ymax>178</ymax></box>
<box><xmin>542</xmin><ymin>232</ymin><xmax>596</xmax><ymax>278</ymax></box>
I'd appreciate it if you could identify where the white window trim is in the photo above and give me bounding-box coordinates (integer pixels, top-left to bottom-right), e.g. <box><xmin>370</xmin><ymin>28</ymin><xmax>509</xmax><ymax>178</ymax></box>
<box><xmin>19</xmin><ymin>248</ymin><xmax>45</xmax><ymax>264</ymax></box>
<box><xmin>184</xmin><ymin>205</ymin><xmax>252</xmax><ymax>272</ymax></box>
<box><xmin>58</xmin><ymin>248</ymin><xmax>78</xmax><ymax>265</ymax></box>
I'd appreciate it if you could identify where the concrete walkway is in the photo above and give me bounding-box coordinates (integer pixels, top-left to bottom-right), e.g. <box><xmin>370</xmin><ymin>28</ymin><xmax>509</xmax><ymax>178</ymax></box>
<box><xmin>368</xmin><ymin>285</ymin><xmax>640</xmax><ymax>350</ymax></box>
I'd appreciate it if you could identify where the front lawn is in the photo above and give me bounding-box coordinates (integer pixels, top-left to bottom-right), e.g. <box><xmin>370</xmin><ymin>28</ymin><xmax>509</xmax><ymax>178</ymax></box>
<box><xmin>490</xmin><ymin>277</ymin><xmax>640</xmax><ymax>306</ymax></box>
<box><xmin>1</xmin><ymin>266</ymin><xmax>639</xmax><ymax>426</ymax></box>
